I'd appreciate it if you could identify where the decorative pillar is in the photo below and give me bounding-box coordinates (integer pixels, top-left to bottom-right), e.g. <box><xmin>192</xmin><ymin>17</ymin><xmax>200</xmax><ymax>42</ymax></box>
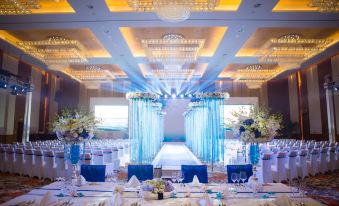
<box><xmin>324</xmin><ymin>76</ymin><xmax>337</xmax><ymax>143</ymax></box>
<box><xmin>127</xmin><ymin>92</ymin><xmax>164</xmax><ymax>164</ymax></box>
<box><xmin>22</xmin><ymin>92</ymin><xmax>32</xmax><ymax>143</ymax></box>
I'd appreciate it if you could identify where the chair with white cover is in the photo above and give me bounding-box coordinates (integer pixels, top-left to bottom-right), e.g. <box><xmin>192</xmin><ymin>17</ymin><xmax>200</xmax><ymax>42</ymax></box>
<box><xmin>14</xmin><ymin>148</ymin><xmax>25</xmax><ymax>175</ymax></box>
<box><xmin>328</xmin><ymin>147</ymin><xmax>336</xmax><ymax>172</ymax></box>
<box><xmin>103</xmin><ymin>148</ymin><xmax>113</xmax><ymax>163</ymax></box>
<box><xmin>286</xmin><ymin>150</ymin><xmax>298</xmax><ymax>180</ymax></box>
<box><xmin>297</xmin><ymin>149</ymin><xmax>308</xmax><ymax>179</ymax></box>
<box><xmin>112</xmin><ymin>147</ymin><xmax>118</xmax><ymax>160</ymax></box>
<box><xmin>82</xmin><ymin>153</ymin><xmax>92</xmax><ymax>165</ymax></box>
<box><xmin>271</xmin><ymin>147</ymin><xmax>279</xmax><ymax>166</ymax></box>
<box><xmin>24</xmin><ymin>149</ymin><xmax>35</xmax><ymax>177</ymax></box>
<box><xmin>0</xmin><ymin>147</ymin><xmax>7</xmax><ymax>172</ymax></box>
<box><xmin>318</xmin><ymin>147</ymin><xmax>328</xmax><ymax>174</ymax></box>
<box><xmin>33</xmin><ymin>150</ymin><xmax>44</xmax><ymax>179</ymax></box>
<box><xmin>124</xmin><ymin>143</ymin><xmax>129</xmax><ymax>155</ymax></box>
<box><xmin>55</xmin><ymin>151</ymin><xmax>66</xmax><ymax>179</ymax></box>
<box><xmin>5</xmin><ymin>147</ymin><xmax>15</xmax><ymax>173</ymax></box>
<box><xmin>261</xmin><ymin>153</ymin><xmax>273</xmax><ymax>183</ymax></box>
<box><xmin>43</xmin><ymin>150</ymin><xmax>55</xmax><ymax>180</ymax></box>
<box><xmin>118</xmin><ymin>146</ymin><xmax>124</xmax><ymax>158</ymax></box>
<box><xmin>92</xmin><ymin>150</ymin><xmax>104</xmax><ymax>165</ymax></box>
<box><xmin>307</xmin><ymin>149</ymin><xmax>319</xmax><ymax>176</ymax></box>
<box><xmin>272</xmin><ymin>152</ymin><xmax>287</xmax><ymax>183</ymax></box>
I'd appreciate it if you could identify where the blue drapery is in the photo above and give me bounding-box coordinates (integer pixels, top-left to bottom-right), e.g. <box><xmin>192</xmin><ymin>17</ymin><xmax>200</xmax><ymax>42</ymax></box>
<box><xmin>128</xmin><ymin>97</ymin><xmax>164</xmax><ymax>164</ymax></box>
<box><xmin>185</xmin><ymin>97</ymin><xmax>225</xmax><ymax>164</ymax></box>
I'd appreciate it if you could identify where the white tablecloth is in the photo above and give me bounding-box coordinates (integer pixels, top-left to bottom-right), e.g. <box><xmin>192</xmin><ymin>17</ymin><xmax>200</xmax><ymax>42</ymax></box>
<box><xmin>2</xmin><ymin>183</ymin><xmax>325</xmax><ymax>206</ymax></box>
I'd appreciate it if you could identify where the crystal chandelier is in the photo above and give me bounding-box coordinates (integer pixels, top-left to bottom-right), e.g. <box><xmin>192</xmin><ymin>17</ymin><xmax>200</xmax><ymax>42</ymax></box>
<box><xmin>256</xmin><ymin>34</ymin><xmax>332</xmax><ymax>70</ymax></box>
<box><xmin>0</xmin><ymin>0</ymin><xmax>61</xmax><ymax>15</ymax></box>
<box><xmin>17</xmin><ymin>36</ymin><xmax>88</xmax><ymax>64</ymax></box>
<box><xmin>226</xmin><ymin>64</ymin><xmax>282</xmax><ymax>89</ymax></box>
<box><xmin>128</xmin><ymin>0</ymin><xmax>220</xmax><ymax>22</ymax></box>
<box><xmin>308</xmin><ymin>0</ymin><xmax>339</xmax><ymax>12</ymax></box>
<box><xmin>64</xmin><ymin>68</ymin><xmax>114</xmax><ymax>81</ymax></box>
<box><xmin>142</xmin><ymin>33</ymin><xmax>205</xmax><ymax>65</ymax></box>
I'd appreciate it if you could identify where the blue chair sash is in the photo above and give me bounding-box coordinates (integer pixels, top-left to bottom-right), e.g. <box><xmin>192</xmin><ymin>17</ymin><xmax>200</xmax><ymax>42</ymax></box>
<box><xmin>226</xmin><ymin>164</ymin><xmax>253</xmax><ymax>183</ymax></box>
<box><xmin>181</xmin><ymin>165</ymin><xmax>208</xmax><ymax>183</ymax></box>
<box><xmin>80</xmin><ymin>165</ymin><xmax>106</xmax><ymax>182</ymax></box>
<box><xmin>127</xmin><ymin>165</ymin><xmax>154</xmax><ymax>181</ymax></box>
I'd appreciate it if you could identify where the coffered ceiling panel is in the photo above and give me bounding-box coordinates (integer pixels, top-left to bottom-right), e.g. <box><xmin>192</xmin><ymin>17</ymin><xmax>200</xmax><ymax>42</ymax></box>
<box><xmin>120</xmin><ymin>27</ymin><xmax>227</xmax><ymax>57</ymax></box>
<box><xmin>273</xmin><ymin>0</ymin><xmax>338</xmax><ymax>12</ymax></box>
<box><xmin>105</xmin><ymin>0</ymin><xmax>241</xmax><ymax>12</ymax></box>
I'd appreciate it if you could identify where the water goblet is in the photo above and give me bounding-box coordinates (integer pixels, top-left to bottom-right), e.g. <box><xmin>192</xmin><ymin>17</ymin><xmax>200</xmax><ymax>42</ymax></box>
<box><xmin>231</xmin><ymin>173</ymin><xmax>237</xmax><ymax>184</ymax></box>
<box><xmin>235</xmin><ymin>173</ymin><xmax>241</xmax><ymax>186</ymax></box>
<box><xmin>240</xmin><ymin>171</ymin><xmax>247</xmax><ymax>187</ymax></box>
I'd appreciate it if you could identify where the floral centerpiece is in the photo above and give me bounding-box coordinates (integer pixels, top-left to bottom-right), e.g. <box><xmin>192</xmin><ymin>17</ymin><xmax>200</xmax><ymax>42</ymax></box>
<box><xmin>51</xmin><ymin>108</ymin><xmax>100</xmax><ymax>144</ymax></box>
<box><xmin>229</xmin><ymin>106</ymin><xmax>282</xmax><ymax>166</ymax></box>
<box><xmin>142</xmin><ymin>179</ymin><xmax>174</xmax><ymax>200</ymax></box>
<box><xmin>230</xmin><ymin>106</ymin><xmax>282</xmax><ymax>143</ymax></box>
<box><xmin>50</xmin><ymin>108</ymin><xmax>100</xmax><ymax>181</ymax></box>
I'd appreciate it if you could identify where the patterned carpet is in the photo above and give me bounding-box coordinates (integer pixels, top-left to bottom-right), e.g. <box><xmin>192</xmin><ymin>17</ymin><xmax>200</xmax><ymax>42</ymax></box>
<box><xmin>0</xmin><ymin>171</ymin><xmax>338</xmax><ymax>205</ymax></box>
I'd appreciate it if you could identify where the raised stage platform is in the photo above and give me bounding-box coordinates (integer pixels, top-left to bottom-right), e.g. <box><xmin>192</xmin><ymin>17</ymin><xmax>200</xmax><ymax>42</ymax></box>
<box><xmin>152</xmin><ymin>142</ymin><xmax>201</xmax><ymax>177</ymax></box>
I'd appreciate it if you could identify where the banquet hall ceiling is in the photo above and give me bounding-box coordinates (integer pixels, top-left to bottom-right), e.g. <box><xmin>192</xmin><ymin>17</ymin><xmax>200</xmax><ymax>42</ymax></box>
<box><xmin>0</xmin><ymin>0</ymin><xmax>338</xmax><ymax>94</ymax></box>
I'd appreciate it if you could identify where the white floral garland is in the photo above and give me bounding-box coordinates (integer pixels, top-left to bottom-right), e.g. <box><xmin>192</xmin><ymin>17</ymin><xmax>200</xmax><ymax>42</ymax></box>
<box><xmin>196</xmin><ymin>92</ymin><xmax>230</xmax><ymax>99</ymax></box>
<box><xmin>126</xmin><ymin>92</ymin><xmax>158</xmax><ymax>100</ymax></box>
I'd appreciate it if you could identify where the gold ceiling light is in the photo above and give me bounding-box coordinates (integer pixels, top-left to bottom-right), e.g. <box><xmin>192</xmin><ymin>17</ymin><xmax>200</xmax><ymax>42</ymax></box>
<box><xmin>64</xmin><ymin>68</ymin><xmax>114</xmax><ymax>81</ymax></box>
<box><xmin>17</xmin><ymin>36</ymin><xmax>88</xmax><ymax>64</ymax></box>
<box><xmin>256</xmin><ymin>34</ymin><xmax>332</xmax><ymax>70</ymax></box>
<box><xmin>142</xmin><ymin>33</ymin><xmax>205</xmax><ymax>65</ymax></box>
<box><xmin>0</xmin><ymin>0</ymin><xmax>63</xmax><ymax>15</ymax></box>
<box><xmin>308</xmin><ymin>0</ymin><xmax>339</xmax><ymax>12</ymax></box>
<box><xmin>128</xmin><ymin>0</ymin><xmax>219</xmax><ymax>22</ymax></box>
<box><xmin>230</xmin><ymin>64</ymin><xmax>282</xmax><ymax>89</ymax></box>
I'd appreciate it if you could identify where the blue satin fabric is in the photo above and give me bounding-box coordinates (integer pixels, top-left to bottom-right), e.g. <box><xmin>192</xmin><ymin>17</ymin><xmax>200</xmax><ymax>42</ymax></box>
<box><xmin>80</xmin><ymin>165</ymin><xmax>106</xmax><ymax>182</ymax></box>
<box><xmin>181</xmin><ymin>165</ymin><xmax>208</xmax><ymax>183</ymax></box>
<box><xmin>226</xmin><ymin>164</ymin><xmax>253</xmax><ymax>183</ymax></box>
<box><xmin>127</xmin><ymin>164</ymin><xmax>154</xmax><ymax>181</ymax></box>
<box><xmin>129</xmin><ymin>98</ymin><xmax>164</xmax><ymax>164</ymax></box>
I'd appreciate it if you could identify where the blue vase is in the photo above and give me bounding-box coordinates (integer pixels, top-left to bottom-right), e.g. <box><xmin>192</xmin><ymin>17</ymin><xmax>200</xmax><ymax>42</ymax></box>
<box><xmin>70</xmin><ymin>144</ymin><xmax>81</xmax><ymax>164</ymax></box>
<box><xmin>249</xmin><ymin>143</ymin><xmax>259</xmax><ymax>165</ymax></box>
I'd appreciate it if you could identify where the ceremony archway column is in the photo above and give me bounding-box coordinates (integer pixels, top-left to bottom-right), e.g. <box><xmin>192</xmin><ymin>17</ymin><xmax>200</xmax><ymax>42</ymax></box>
<box><xmin>127</xmin><ymin>92</ymin><xmax>164</xmax><ymax>164</ymax></box>
<box><xmin>185</xmin><ymin>92</ymin><xmax>229</xmax><ymax>167</ymax></box>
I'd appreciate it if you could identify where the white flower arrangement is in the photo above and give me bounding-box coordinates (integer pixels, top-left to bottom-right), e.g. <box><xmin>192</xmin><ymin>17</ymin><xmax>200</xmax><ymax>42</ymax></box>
<box><xmin>126</xmin><ymin>92</ymin><xmax>158</xmax><ymax>100</ymax></box>
<box><xmin>230</xmin><ymin>106</ymin><xmax>282</xmax><ymax>143</ymax></box>
<box><xmin>196</xmin><ymin>92</ymin><xmax>230</xmax><ymax>99</ymax></box>
<box><xmin>50</xmin><ymin>109</ymin><xmax>101</xmax><ymax>144</ymax></box>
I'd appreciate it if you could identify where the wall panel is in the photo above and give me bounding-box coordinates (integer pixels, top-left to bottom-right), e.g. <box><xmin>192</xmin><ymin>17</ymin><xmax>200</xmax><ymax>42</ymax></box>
<box><xmin>306</xmin><ymin>66</ymin><xmax>322</xmax><ymax>134</ymax></box>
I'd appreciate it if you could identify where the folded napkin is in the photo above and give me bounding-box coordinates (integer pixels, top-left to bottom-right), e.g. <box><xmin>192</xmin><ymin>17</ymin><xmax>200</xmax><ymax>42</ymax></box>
<box><xmin>76</xmin><ymin>175</ymin><xmax>87</xmax><ymax>187</ymax></box>
<box><xmin>247</xmin><ymin>176</ymin><xmax>263</xmax><ymax>192</ymax></box>
<box><xmin>198</xmin><ymin>193</ymin><xmax>213</xmax><ymax>206</ymax></box>
<box><xmin>274</xmin><ymin>195</ymin><xmax>297</xmax><ymax>206</ymax></box>
<box><xmin>40</xmin><ymin>191</ymin><xmax>58</xmax><ymax>206</ymax></box>
<box><xmin>126</xmin><ymin>175</ymin><xmax>140</xmax><ymax>188</ymax></box>
<box><xmin>111</xmin><ymin>185</ymin><xmax>124</xmax><ymax>206</ymax></box>
<box><xmin>191</xmin><ymin>175</ymin><xmax>201</xmax><ymax>187</ymax></box>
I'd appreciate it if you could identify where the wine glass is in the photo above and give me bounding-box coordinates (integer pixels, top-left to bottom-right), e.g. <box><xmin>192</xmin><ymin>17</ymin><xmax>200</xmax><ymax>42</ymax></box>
<box><xmin>112</xmin><ymin>170</ymin><xmax>118</xmax><ymax>183</ymax></box>
<box><xmin>240</xmin><ymin>171</ymin><xmax>247</xmax><ymax>186</ymax></box>
<box><xmin>231</xmin><ymin>173</ymin><xmax>237</xmax><ymax>184</ymax></box>
<box><xmin>177</xmin><ymin>171</ymin><xmax>184</xmax><ymax>186</ymax></box>
<box><xmin>235</xmin><ymin>173</ymin><xmax>241</xmax><ymax>186</ymax></box>
<box><xmin>171</xmin><ymin>172</ymin><xmax>177</xmax><ymax>183</ymax></box>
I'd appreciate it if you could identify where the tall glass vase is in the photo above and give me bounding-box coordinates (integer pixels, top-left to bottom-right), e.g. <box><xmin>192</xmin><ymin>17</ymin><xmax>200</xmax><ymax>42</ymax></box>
<box><xmin>70</xmin><ymin>144</ymin><xmax>81</xmax><ymax>180</ymax></box>
<box><xmin>249</xmin><ymin>143</ymin><xmax>259</xmax><ymax>165</ymax></box>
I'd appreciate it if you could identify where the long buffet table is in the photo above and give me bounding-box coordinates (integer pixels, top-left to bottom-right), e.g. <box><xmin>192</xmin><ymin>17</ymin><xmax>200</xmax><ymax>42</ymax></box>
<box><xmin>3</xmin><ymin>182</ymin><xmax>325</xmax><ymax>206</ymax></box>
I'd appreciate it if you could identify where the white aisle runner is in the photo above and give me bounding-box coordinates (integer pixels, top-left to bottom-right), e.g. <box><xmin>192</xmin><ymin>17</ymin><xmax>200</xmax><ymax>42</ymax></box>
<box><xmin>152</xmin><ymin>142</ymin><xmax>201</xmax><ymax>175</ymax></box>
